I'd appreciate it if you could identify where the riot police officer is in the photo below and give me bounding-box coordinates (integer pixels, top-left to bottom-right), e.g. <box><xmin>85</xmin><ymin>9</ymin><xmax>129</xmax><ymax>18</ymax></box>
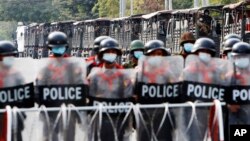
<box><xmin>221</xmin><ymin>33</ymin><xmax>241</xmax><ymax>57</ymax></box>
<box><xmin>224</xmin><ymin>33</ymin><xmax>241</xmax><ymax>41</ymax></box>
<box><xmin>0</xmin><ymin>41</ymin><xmax>18</xmax><ymax>60</ymax></box>
<box><xmin>192</xmin><ymin>37</ymin><xmax>216</xmax><ymax>63</ymax></box>
<box><xmin>222</xmin><ymin>38</ymin><xmax>241</xmax><ymax>60</ymax></box>
<box><xmin>137</xmin><ymin>40</ymin><xmax>174</xmax><ymax>141</ymax></box>
<box><xmin>123</xmin><ymin>40</ymin><xmax>144</xmax><ymax>68</ymax></box>
<box><xmin>88</xmin><ymin>38</ymin><xmax>135</xmax><ymax>141</ymax></box>
<box><xmin>144</xmin><ymin>40</ymin><xmax>171</xmax><ymax>57</ymax></box>
<box><xmin>141</xmin><ymin>40</ymin><xmax>173</xmax><ymax>83</ymax></box>
<box><xmin>0</xmin><ymin>41</ymin><xmax>24</xmax><ymax>141</ymax></box>
<box><xmin>86</xmin><ymin>36</ymin><xmax>110</xmax><ymax>74</ymax></box>
<box><xmin>92</xmin><ymin>35</ymin><xmax>110</xmax><ymax>56</ymax></box>
<box><xmin>97</xmin><ymin>37</ymin><xmax>123</xmax><ymax>69</ymax></box>
<box><xmin>182</xmin><ymin>38</ymin><xmax>218</xmax><ymax>141</ymax></box>
<box><xmin>37</xmin><ymin>31</ymin><xmax>82</xmax><ymax>141</ymax></box>
<box><xmin>47</xmin><ymin>31</ymin><xmax>69</xmax><ymax>57</ymax></box>
<box><xmin>226</xmin><ymin>42</ymin><xmax>250</xmax><ymax>140</ymax></box>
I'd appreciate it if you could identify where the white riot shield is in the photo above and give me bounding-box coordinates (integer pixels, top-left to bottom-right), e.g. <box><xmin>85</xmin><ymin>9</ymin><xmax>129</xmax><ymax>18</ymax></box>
<box><xmin>180</xmin><ymin>54</ymin><xmax>233</xmax><ymax>141</ymax></box>
<box><xmin>88</xmin><ymin>68</ymin><xmax>136</xmax><ymax>141</ymax></box>
<box><xmin>135</xmin><ymin>55</ymin><xmax>184</xmax><ymax>141</ymax></box>
<box><xmin>0</xmin><ymin>57</ymin><xmax>37</xmax><ymax>141</ymax></box>
<box><xmin>31</xmin><ymin>57</ymin><xmax>88</xmax><ymax>141</ymax></box>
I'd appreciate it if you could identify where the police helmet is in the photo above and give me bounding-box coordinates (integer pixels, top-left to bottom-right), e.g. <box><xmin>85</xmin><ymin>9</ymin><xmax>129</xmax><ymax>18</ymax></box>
<box><xmin>231</xmin><ymin>42</ymin><xmax>250</xmax><ymax>56</ymax></box>
<box><xmin>223</xmin><ymin>38</ymin><xmax>241</xmax><ymax>54</ymax></box>
<box><xmin>224</xmin><ymin>34</ymin><xmax>241</xmax><ymax>41</ymax></box>
<box><xmin>0</xmin><ymin>41</ymin><xmax>18</xmax><ymax>56</ymax></box>
<box><xmin>192</xmin><ymin>38</ymin><xmax>216</xmax><ymax>56</ymax></box>
<box><xmin>99</xmin><ymin>38</ymin><xmax>122</xmax><ymax>55</ymax></box>
<box><xmin>47</xmin><ymin>31</ymin><xmax>68</xmax><ymax>49</ymax></box>
<box><xmin>144</xmin><ymin>40</ymin><xmax>170</xmax><ymax>56</ymax></box>
<box><xmin>130</xmin><ymin>40</ymin><xmax>144</xmax><ymax>53</ymax></box>
<box><xmin>94</xmin><ymin>36</ymin><xmax>110</xmax><ymax>52</ymax></box>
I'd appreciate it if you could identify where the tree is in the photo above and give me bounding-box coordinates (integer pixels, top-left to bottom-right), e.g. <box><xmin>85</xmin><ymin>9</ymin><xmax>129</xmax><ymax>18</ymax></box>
<box><xmin>133</xmin><ymin>0</ymin><xmax>145</xmax><ymax>15</ymax></box>
<box><xmin>0</xmin><ymin>0</ymin><xmax>62</xmax><ymax>23</ymax></box>
<box><xmin>219</xmin><ymin>0</ymin><xmax>240</xmax><ymax>4</ymax></box>
<box><xmin>0</xmin><ymin>0</ymin><xmax>99</xmax><ymax>39</ymax></box>
<box><xmin>0</xmin><ymin>21</ymin><xmax>17</xmax><ymax>40</ymax></box>
<box><xmin>173</xmin><ymin>0</ymin><xmax>192</xmax><ymax>9</ymax></box>
<box><xmin>140</xmin><ymin>0</ymin><xmax>164</xmax><ymax>13</ymax></box>
<box><xmin>92</xmin><ymin>0</ymin><xmax>119</xmax><ymax>18</ymax></box>
<box><xmin>0</xmin><ymin>0</ymin><xmax>98</xmax><ymax>22</ymax></box>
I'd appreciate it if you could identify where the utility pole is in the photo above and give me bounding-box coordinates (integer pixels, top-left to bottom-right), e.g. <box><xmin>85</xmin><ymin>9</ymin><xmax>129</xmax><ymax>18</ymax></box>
<box><xmin>165</xmin><ymin>0</ymin><xmax>168</xmax><ymax>10</ymax></box>
<box><xmin>194</xmin><ymin>0</ymin><xmax>199</xmax><ymax>8</ymax></box>
<box><xmin>202</xmin><ymin>0</ymin><xmax>209</xmax><ymax>6</ymax></box>
<box><xmin>123</xmin><ymin>0</ymin><xmax>126</xmax><ymax>17</ymax></box>
<box><xmin>169</xmin><ymin>0</ymin><xmax>172</xmax><ymax>10</ymax></box>
<box><xmin>119</xmin><ymin>0</ymin><xmax>122</xmax><ymax>17</ymax></box>
<box><xmin>119</xmin><ymin>0</ymin><xmax>126</xmax><ymax>17</ymax></box>
<box><xmin>165</xmin><ymin>0</ymin><xmax>172</xmax><ymax>10</ymax></box>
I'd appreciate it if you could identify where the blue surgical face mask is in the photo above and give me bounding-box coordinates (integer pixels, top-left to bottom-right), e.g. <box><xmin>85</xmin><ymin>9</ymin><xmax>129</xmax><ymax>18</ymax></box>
<box><xmin>3</xmin><ymin>57</ymin><xmax>15</xmax><ymax>67</ymax></box>
<box><xmin>134</xmin><ymin>51</ymin><xmax>144</xmax><ymax>59</ymax></box>
<box><xmin>103</xmin><ymin>53</ymin><xmax>117</xmax><ymax>63</ymax></box>
<box><xmin>227</xmin><ymin>52</ymin><xmax>232</xmax><ymax>60</ymax></box>
<box><xmin>147</xmin><ymin>56</ymin><xmax>162</xmax><ymax>66</ymax></box>
<box><xmin>52</xmin><ymin>46</ymin><xmax>66</xmax><ymax>55</ymax></box>
<box><xmin>183</xmin><ymin>43</ymin><xmax>194</xmax><ymax>53</ymax></box>
<box><xmin>199</xmin><ymin>52</ymin><xmax>211</xmax><ymax>63</ymax></box>
<box><xmin>235</xmin><ymin>57</ymin><xmax>250</xmax><ymax>69</ymax></box>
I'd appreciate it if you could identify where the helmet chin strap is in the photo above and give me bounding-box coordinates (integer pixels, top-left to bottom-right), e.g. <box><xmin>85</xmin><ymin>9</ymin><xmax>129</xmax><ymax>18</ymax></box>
<box><xmin>104</xmin><ymin>61</ymin><xmax>116</xmax><ymax>66</ymax></box>
<box><xmin>53</xmin><ymin>53</ymin><xmax>64</xmax><ymax>57</ymax></box>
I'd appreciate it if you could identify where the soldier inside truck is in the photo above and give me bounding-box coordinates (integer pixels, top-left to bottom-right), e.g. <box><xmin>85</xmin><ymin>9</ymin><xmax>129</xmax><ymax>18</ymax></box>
<box><xmin>197</xmin><ymin>9</ymin><xmax>213</xmax><ymax>36</ymax></box>
<box><xmin>197</xmin><ymin>9</ymin><xmax>222</xmax><ymax>37</ymax></box>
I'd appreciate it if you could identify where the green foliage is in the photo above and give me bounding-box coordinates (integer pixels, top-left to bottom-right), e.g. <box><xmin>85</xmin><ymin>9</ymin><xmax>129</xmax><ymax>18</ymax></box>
<box><xmin>0</xmin><ymin>0</ymin><xmax>97</xmax><ymax>22</ymax></box>
<box><xmin>220</xmin><ymin>0</ymin><xmax>239</xmax><ymax>4</ymax></box>
<box><xmin>0</xmin><ymin>0</ymin><xmax>98</xmax><ymax>39</ymax></box>
<box><xmin>0</xmin><ymin>21</ymin><xmax>17</xmax><ymax>40</ymax></box>
<box><xmin>133</xmin><ymin>0</ymin><xmax>145</xmax><ymax>15</ymax></box>
<box><xmin>173</xmin><ymin>0</ymin><xmax>193</xmax><ymax>9</ymax></box>
<box><xmin>92</xmin><ymin>0</ymin><xmax>119</xmax><ymax>18</ymax></box>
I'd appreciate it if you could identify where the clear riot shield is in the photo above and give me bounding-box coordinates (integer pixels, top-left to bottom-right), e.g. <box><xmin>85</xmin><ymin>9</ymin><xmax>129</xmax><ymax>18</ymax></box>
<box><xmin>88</xmin><ymin>68</ymin><xmax>136</xmax><ymax>141</ymax></box>
<box><xmin>0</xmin><ymin>57</ymin><xmax>37</xmax><ymax>141</ymax></box>
<box><xmin>180</xmin><ymin>54</ymin><xmax>233</xmax><ymax>141</ymax></box>
<box><xmin>33</xmin><ymin>57</ymin><xmax>88</xmax><ymax>141</ymax></box>
<box><xmin>182</xmin><ymin>54</ymin><xmax>232</xmax><ymax>102</ymax></box>
<box><xmin>135</xmin><ymin>55</ymin><xmax>184</xmax><ymax>141</ymax></box>
<box><xmin>225</xmin><ymin>54</ymin><xmax>250</xmax><ymax>140</ymax></box>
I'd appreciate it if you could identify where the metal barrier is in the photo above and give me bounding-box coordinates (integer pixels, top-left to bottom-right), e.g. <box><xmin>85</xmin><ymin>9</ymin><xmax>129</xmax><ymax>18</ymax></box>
<box><xmin>0</xmin><ymin>101</ymin><xmax>225</xmax><ymax>141</ymax></box>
